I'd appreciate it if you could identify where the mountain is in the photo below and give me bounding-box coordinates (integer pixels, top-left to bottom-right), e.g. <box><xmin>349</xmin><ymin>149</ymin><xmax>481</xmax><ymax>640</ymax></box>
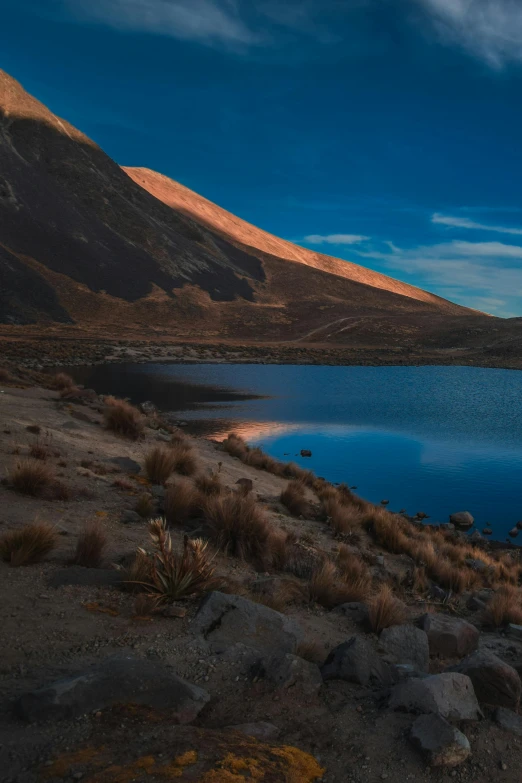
<box><xmin>0</xmin><ymin>69</ymin><xmax>483</xmax><ymax>343</ymax></box>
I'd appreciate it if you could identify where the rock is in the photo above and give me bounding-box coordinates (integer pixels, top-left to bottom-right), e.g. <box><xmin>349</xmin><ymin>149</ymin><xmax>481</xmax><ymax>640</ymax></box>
<box><xmin>509</xmin><ymin>527</ymin><xmax>519</xmax><ymax>538</ymax></box>
<box><xmin>236</xmin><ymin>478</ymin><xmax>253</xmax><ymax>492</ymax></box>
<box><xmin>260</xmin><ymin>653</ymin><xmax>322</xmax><ymax>695</ymax></box>
<box><xmin>321</xmin><ymin>636</ymin><xmax>393</xmax><ymax>687</ymax></box>
<box><xmin>440</xmin><ymin>523</ymin><xmax>455</xmax><ymax>531</ymax></box>
<box><xmin>495</xmin><ymin>707</ymin><xmax>522</xmax><ymax>736</ymax></box>
<box><xmin>469</xmin><ymin>531</ymin><xmax>484</xmax><ymax>543</ymax></box>
<box><xmin>228</xmin><ymin>722</ymin><xmax>281</xmax><ymax>741</ymax></box>
<box><xmin>163</xmin><ymin>606</ymin><xmax>187</xmax><ymax>619</ymax></box>
<box><xmin>121</xmin><ymin>510</ymin><xmax>142</xmax><ymax>525</ymax></box>
<box><xmin>465</xmin><ymin>558</ymin><xmax>488</xmax><ymax>572</ymax></box>
<box><xmin>419</xmin><ymin>614</ymin><xmax>479</xmax><ymax>659</ymax></box>
<box><xmin>389</xmin><ymin>673</ymin><xmax>482</xmax><ymax>721</ymax></box>
<box><xmin>517</xmin><ymin>521</ymin><xmax>522</xmax><ymax>530</ymax></box>
<box><xmin>380</xmin><ymin>625</ymin><xmax>429</xmax><ymax>673</ymax></box>
<box><xmin>110</xmin><ymin>456</ymin><xmax>141</xmax><ymax>474</ymax></box>
<box><xmin>140</xmin><ymin>401</ymin><xmax>157</xmax><ymax>415</ymax></box>
<box><xmin>49</xmin><ymin>567</ymin><xmax>123</xmax><ymax>588</ymax></box>
<box><xmin>449</xmin><ymin>511</ymin><xmax>474</xmax><ymax>529</ymax></box>
<box><xmin>410</xmin><ymin>714</ymin><xmax>471</xmax><ymax>767</ymax></box>
<box><xmin>450</xmin><ymin>651</ymin><xmax>521</xmax><ymax>709</ymax></box>
<box><xmin>507</xmin><ymin>624</ymin><xmax>522</xmax><ymax>641</ymax></box>
<box><xmin>482</xmin><ymin>527</ymin><xmax>493</xmax><ymax>535</ymax></box>
<box><xmin>466</xmin><ymin>596</ymin><xmax>486</xmax><ymax>612</ymax></box>
<box><xmin>16</xmin><ymin>656</ymin><xmax>209</xmax><ymax>723</ymax></box>
<box><xmin>192</xmin><ymin>591</ymin><xmax>302</xmax><ymax>655</ymax></box>
<box><xmin>300</xmin><ymin>450</ymin><xmax>312</xmax><ymax>457</ymax></box>
<box><xmin>375</xmin><ymin>555</ymin><xmax>385</xmax><ymax>566</ymax></box>
<box><xmin>332</xmin><ymin>602</ymin><xmax>369</xmax><ymax>624</ymax></box>
<box><xmin>70</xmin><ymin>410</ymin><xmax>97</xmax><ymax>424</ymax></box>
<box><xmin>380</xmin><ymin>500</ymin><xmax>389</xmax><ymax>506</ymax></box>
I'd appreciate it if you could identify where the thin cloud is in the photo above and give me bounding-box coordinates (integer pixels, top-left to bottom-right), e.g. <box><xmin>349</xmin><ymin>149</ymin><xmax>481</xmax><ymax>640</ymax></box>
<box><xmin>432</xmin><ymin>213</ymin><xmax>522</xmax><ymax>236</ymax></box>
<box><xmin>417</xmin><ymin>0</ymin><xmax>522</xmax><ymax>68</ymax></box>
<box><xmin>304</xmin><ymin>233</ymin><xmax>370</xmax><ymax>245</ymax></box>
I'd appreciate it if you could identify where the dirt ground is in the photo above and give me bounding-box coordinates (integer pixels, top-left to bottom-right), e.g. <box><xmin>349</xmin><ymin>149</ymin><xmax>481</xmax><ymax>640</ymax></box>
<box><xmin>1</xmin><ymin>383</ymin><xmax>522</xmax><ymax>782</ymax></box>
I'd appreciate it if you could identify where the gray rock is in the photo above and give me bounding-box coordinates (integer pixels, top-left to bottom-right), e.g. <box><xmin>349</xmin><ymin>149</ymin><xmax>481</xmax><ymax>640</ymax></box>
<box><xmin>419</xmin><ymin>613</ymin><xmax>479</xmax><ymax>659</ymax></box>
<box><xmin>228</xmin><ymin>722</ymin><xmax>280</xmax><ymax>740</ymax></box>
<box><xmin>410</xmin><ymin>714</ymin><xmax>471</xmax><ymax>767</ymax></box>
<box><xmin>450</xmin><ymin>511</ymin><xmax>474</xmax><ymax>529</ymax></box>
<box><xmin>49</xmin><ymin>567</ymin><xmax>123</xmax><ymax>588</ymax></box>
<box><xmin>121</xmin><ymin>510</ymin><xmax>142</xmax><ymax>525</ymax></box>
<box><xmin>465</xmin><ymin>558</ymin><xmax>487</xmax><ymax>572</ymax></box>
<box><xmin>389</xmin><ymin>672</ymin><xmax>482</xmax><ymax>721</ymax></box>
<box><xmin>110</xmin><ymin>456</ymin><xmax>141</xmax><ymax>474</ymax></box>
<box><xmin>440</xmin><ymin>523</ymin><xmax>455</xmax><ymax>531</ymax></box>
<box><xmin>380</xmin><ymin>625</ymin><xmax>429</xmax><ymax>673</ymax></box>
<box><xmin>140</xmin><ymin>401</ymin><xmax>157</xmax><ymax>415</ymax></box>
<box><xmin>450</xmin><ymin>651</ymin><xmax>521</xmax><ymax>709</ymax></box>
<box><xmin>261</xmin><ymin>653</ymin><xmax>322</xmax><ymax>695</ymax></box>
<box><xmin>236</xmin><ymin>478</ymin><xmax>253</xmax><ymax>492</ymax></box>
<box><xmin>332</xmin><ymin>602</ymin><xmax>369</xmax><ymax>624</ymax></box>
<box><xmin>192</xmin><ymin>591</ymin><xmax>302</xmax><ymax>655</ymax></box>
<box><xmin>16</xmin><ymin>656</ymin><xmax>209</xmax><ymax>723</ymax></box>
<box><xmin>509</xmin><ymin>527</ymin><xmax>519</xmax><ymax>538</ymax></box>
<box><xmin>300</xmin><ymin>450</ymin><xmax>312</xmax><ymax>457</ymax></box>
<box><xmin>321</xmin><ymin>636</ymin><xmax>393</xmax><ymax>687</ymax></box>
<box><xmin>482</xmin><ymin>527</ymin><xmax>493</xmax><ymax>535</ymax></box>
<box><xmin>507</xmin><ymin>624</ymin><xmax>522</xmax><ymax>641</ymax></box>
<box><xmin>495</xmin><ymin>707</ymin><xmax>522</xmax><ymax>736</ymax></box>
<box><xmin>469</xmin><ymin>531</ymin><xmax>484</xmax><ymax>543</ymax></box>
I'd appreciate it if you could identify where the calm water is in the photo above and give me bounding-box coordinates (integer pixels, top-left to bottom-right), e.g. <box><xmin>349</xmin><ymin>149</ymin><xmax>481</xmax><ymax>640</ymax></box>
<box><xmin>73</xmin><ymin>363</ymin><xmax>522</xmax><ymax>541</ymax></box>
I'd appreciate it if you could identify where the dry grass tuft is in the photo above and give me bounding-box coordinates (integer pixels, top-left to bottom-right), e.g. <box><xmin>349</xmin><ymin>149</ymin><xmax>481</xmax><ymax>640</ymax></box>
<box><xmin>203</xmin><ymin>491</ymin><xmax>272</xmax><ymax>564</ymax></box>
<box><xmin>324</xmin><ymin>498</ymin><xmax>366</xmax><ymax>535</ymax></box>
<box><xmin>103</xmin><ymin>396</ymin><xmax>144</xmax><ymax>440</ymax></box>
<box><xmin>482</xmin><ymin>586</ymin><xmax>522</xmax><ymax>628</ymax></box>
<box><xmin>164</xmin><ymin>478</ymin><xmax>201</xmax><ymax>525</ymax></box>
<box><xmin>280</xmin><ymin>480</ymin><xmax>309</xmax><ymax>518</ymax></box>
<box><xmin>368</xmin><ymin>585</ymin><xmax>407</xmax><ymax>633</ymax></box>
<box><xmin>249</xmin><ymin>577</ymin><xmax>306</xmax><ymax>612</ymax></box>
<box><xmin>0</xmin><ymin>522</ymin><xmax>57</xmax><ymax>566</ymax></box>
<box><xmin>309</xmin><ymin>559</ymin><xmax>370</xmax><ymax>608</ymax></box>
<box><xmin>71</xmin><ymin>522</ymin><xmax>107</xmax><ymax>567</ymax></box>
<box><xmin>195</xmin><ymin>472</ymin><xmax>223</xmax><ymax>496</ymax></box>
<box><xmin>144</xmin><ymin>447</ymin><xmax>177</xmax><ymax>485</ymax></box>
<box><xmin>9</xmin><ymin>459</ymin><xmax>69</xmax><ymax>499</ymax></box>
<box><xmin>129</xmin><ymin>519</ymin><xmax>218</xmax><ymax>603</ymax></box>
<box><xmin>222</xmin><ymin>433</ymin><xmax>248</xmax><ymax>459</ymax></box>
<box><xmin>51</xmin><ymin>372</ymin><xmax>75</xmax><ymax>391</ymax></box>
<box><xmin>135</xmin><ymin>493</ymin><xmax>155</xmax><ymax>519</ymax></box>
<box><xmin>169</xmin><ymin>442</ymin><xmax>200</xmax><ymax>476</ymax></box>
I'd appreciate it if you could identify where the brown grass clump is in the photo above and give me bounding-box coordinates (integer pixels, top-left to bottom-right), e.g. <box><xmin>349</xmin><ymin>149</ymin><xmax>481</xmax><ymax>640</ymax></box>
<box><xmin>51</xmin><ymin>372</ymin><xmax>75</xmax><ymax>391</ymax></box>
<box><xmin>169</xmin><ymin>442</ymin><xmax>200</xmax><ymax>476</ymax></box>
<box><xmin>144</xmin><ymin>447</ymin><xmax>177</xmax><ymax>484</ymax></box>
<box><xmin>195</xmin><ymin>472</ymin><xmax>223</xmax><ymax>496</ymax></box>
<box><xmin>164</xmin><ymin>477</ymin><xmax>201</xmax><ymax>525</ymax></box>
<box><xmin>249</xmin><ymin>577</ymin><xmax>306</xmax><ymax>612</ymax></box>
<box><xmin>309</xmin><ymin>559</ymin><xmax>369</xmax><ymax>609</ymax></box>
<box><xmin>135</xmin><ymin>493</ymin><xmax>155</xmax><ymax>519</ymax></box>
<box><xmin>412</xmin><ymin>566</ymin><xmax>429</xmax><ymax>594</ymax></box>
<box><xmin>103</xmin><ymin>396</ymin><xmax>144</xmax><ymax>440</ymax></box>
<box><xmin>324</xmin><ymin>498</ymin><xmax>365</xmax><ymax>535</ymax></box>
<box><xmin>368</xmin><ymin>585</ymin><xmax>407</xmax><ymax>633</ymax></box>
<box><xmin>71</xmin><ymin>522</ymin><xmax>107</xmax><ymax>568</ymax></box>
<box><xmin>130</xmin><ymin>520</ymin><xmax>218</xmax><ymax>603</ymax></box>
<box><xmin>482</xmin><ymin>586</ymin><xmax>522</xmax><ymax>628</ymax></box>
<box><xmin>280</xmin><ymin>480</ymin><xmax>309</xmax><ymax>518</ymax></box>
<box><xmin>0</xmin><ymin>522</ymin><xmax>57</xmax><ymax>566</ymax></box>
<box><xmin>222</xmin><ymin>433</ymin><xmax>248</xmax><ymax>459</ymax></box>
<box><xmin>203</xmin><ymin>491</ymin><xmax>272</xmax><ymax>564</ymax></box>
<box><xmin>0</xmin><ymin>367</ymin><xmax>13</xmax><ymax>384</ymax></box>
<box><xmin>9</xmin><ymin>459</ymin><xmax>57</xmax><ymax>497</ymax></box>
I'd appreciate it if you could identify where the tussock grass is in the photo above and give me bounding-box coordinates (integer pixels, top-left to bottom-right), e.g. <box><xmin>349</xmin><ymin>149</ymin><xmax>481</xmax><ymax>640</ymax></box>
<box><xmin>482</xmin><ymin>586</ymin><xmax>522</xmax><ymax>627</ymax></box>
<box><xmin>145</xmin><ymin>447</ymin><xmax>177</xmax><ymax>485</ymax></box>
<box><xmin>368</xmin><ymin>585</ymin><xmax>407</xmax><ymax>633</ymax></box>
<box><xmin>324</xmin><ymin>497</ymin><xmax>366</xmax><ymax>535</ymax></box>
<box><xmin>195</xmin><ymin>472</ymin><xmax>223</xmax><ymax>496</ymax></box>
<box><xmin>280</xmin><ymin>480</ymin><xmax>309</xmax><ymax>517</ymax></box>
<box><xmin>103</xmin><ymin>396</ymin><xmax>144</xmax><ymax>440</ymax></box>
<box><xmin>249</xmin><ymin>577</ymin><xmax>306</xmax><ymax>612</ymax></box>
<box><xmin>169</xmin><ymin>442</ymin><xmax>200</xmax><ymax>476</ymax></box>
<box><xmin>72</xmin><ymin>522</ymin><xmax>107</xmax><ymax>567</ymax></box>
<box><xmin>164</xmin><ymin>478</ymin><xmax>201</xmax><ymax>525</ymax></box>
<box><xmin>51</xmin><ymin>372</ymin><xmax>75</xmax><ymax>391</ymax></box>
<box><xmin>222</xmin><ymin>433</ymin><xmax>248</xmax><ymax>459</ymax></box>
<box><xmin>309</xmin><ymin>559</ymin><xmax>370</xmax><ymax>608</ymax></box>
<box><xmin>0</xmin><ymin>522</ymin><xmax>57</xmax><ymax>566</ymax></box>
<box><xmin>9</xmin><ymin>459</ymin><xmax>70</xmax><ymax>500</ymax></box>
<box><xmin>203</xmin><ymin>491</ymin><xmax>272</xmax><ymax>564</ymax></box>
<box><xmin>135</xmin><ymin>493</ymin><xmax>155</xmax><ymax>519</ymax></box>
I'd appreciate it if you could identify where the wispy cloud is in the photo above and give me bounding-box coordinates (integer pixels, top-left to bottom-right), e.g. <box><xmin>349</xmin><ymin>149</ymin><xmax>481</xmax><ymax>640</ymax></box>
<box><xmin>417</xmin><ymin>0</ymin><xmax>522</xmax><ymax>68</ymax></box>
<box><xmin>304</xmin><ymin>233</ymin><xmax>370</xmax><ymax>245</ymax></box>
<box><xmin>432</xmin><ymin>212</ymin><xmax>522</xmax><ymax>236</ymax></box>
<box><xmin>355</xmin><ymin>238</ymin><xmax>522</xmax><ymax>315</ymax></box>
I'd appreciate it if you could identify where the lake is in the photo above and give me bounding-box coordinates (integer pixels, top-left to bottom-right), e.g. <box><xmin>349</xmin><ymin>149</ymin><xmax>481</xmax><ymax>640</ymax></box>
<box><xmin>72</xmin><ymin>363</ymin><xmax>522</xmax><ymax>541</ymax></box>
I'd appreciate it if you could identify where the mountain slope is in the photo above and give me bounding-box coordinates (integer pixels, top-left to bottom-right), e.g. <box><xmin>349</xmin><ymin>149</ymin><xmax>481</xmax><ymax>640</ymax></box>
<box><xmin>0</xmin><ymin>69</ymin><xmax>482</xmax><ymax>340</ymax></box>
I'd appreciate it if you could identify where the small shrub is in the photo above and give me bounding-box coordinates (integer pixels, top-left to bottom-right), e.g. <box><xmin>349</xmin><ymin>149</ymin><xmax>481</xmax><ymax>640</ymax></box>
<box><xmin>280</xmin><ymin>480</ymin><xmax>309</xmax><ymax>517</ymax></box>
<box><xmin>203</xmin><ymin>492</ymin><xmax>272</xmax><ymax>564</ymax></box>
<box><xmin>482</xmin><ymin>586</ymin><xmax>522</xmax><ymax>627</ymax></box>
<box><xmin>52</xmin><ymin>372</ymin><xmax>75</xmax><ymax>390</ymax></box>
<box><xmin>135</xmin><ymin>493</ymin><xmax>155</xmax><ymax>519</ymax></box>
<box><xmin>71</xmin><ymin>522</ymin><xmax>107</xmax><ymax>567</ymax></box>
<box><xmin>309</xmin><ymin>560</ymin><xmax>367</xmax><ymax>608</ymax></box>
<box><xmin>367</xmin><ymin>585</ymin><xmax>407</xmax><ymax>633</ymax></box>
<box><xmin>26</xmin><ymin>424</ymin><xmax>41</xmax><ymax>435</ymax></box>
<box><xmin>324</xmin><ymin>498</ymin><xmax>365</xmax><ymax>535</ymax></box>
<box><xmin>144</xmin><ymin>447</ymin><xmax>177</xmax><ymax>484</ymax></box>
<box><xmin>169</xmin><ymin>442</ymin><xmax>199</xmax><ymax>476</ymax></box>
<box><xmin>9</xmin><ymin>459</ymin><xmax>55</xmax><ymax>497</ymax></box>
<box><xmin>130</xmin><ymin>519</ymin><xmax>218</xmax><ymax>603</ymax></box>
<box><xmin>0</xmin><ymin>522</ymin><xmax>57</xmax><ymax>566</ymax></box>
<box><xmin>29</xmin><ymin>435</ymin><xmax>51</xmax><ymax>461</ymax></box>
<box><xmin>103</xmin><ymin>396</ymin><xmax>144</xmax><ymax>440</ymax></box>
<box><xmin>195</xmin><ymin>472</ymin><xmax>222</xmax><ymax>496</ymax></box>
<box><xmin>120</xmin><ymin>549</ymin><xmax>152</xmax><ymax>592</ymax></box>
<box><xmin>164</xmin><ymin>477</ymin><xmax>201</xmax><ymax>525</ymax></box>
<box><xmin>222</xmin><ymin>433</ymin><xmax>248</xmax><ymax>459</ymax></box>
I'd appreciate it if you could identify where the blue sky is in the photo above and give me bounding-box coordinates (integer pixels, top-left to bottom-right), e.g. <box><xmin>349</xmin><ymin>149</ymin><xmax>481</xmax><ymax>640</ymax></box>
<box><xmin>3</xmin><ymin>1</ymin><xmax>522</xmax><ymax>316</ymax></box>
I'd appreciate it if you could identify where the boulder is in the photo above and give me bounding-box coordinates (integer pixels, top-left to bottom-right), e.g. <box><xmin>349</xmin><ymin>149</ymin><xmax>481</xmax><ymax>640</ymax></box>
<box><xmin>121</xmin><ymin>510</ymin><xmax>142</xmax><ymax>525</ymax></box>
<box><xmin>509</xmin><ymin>527</ymin><xmax>519</xmax><ymax>538</ymax></box>
<box><xmin>419</xmin><ymin>614</ymin><xmax>479</xmax><ymax>659</ymax></box>
<box><xmin>495</xmin><ymin>707</ymin><xmax>522</xmax><ymax>736</ymax></box>
<box><xmin>192</xmin><ymin>592</ymin><xmax>302</xmax><ymax>655</ymax></box>
<box><xmin>321</xmin><ymin>636</ymin><xmax>393</xmax><ymax>687</ymax></box>
<box><xmin>380</xmin><ymin>625</ymin><xmax>429</xmax><ymax>673</ymax></box>
<box><xmin>16</xmin><ymin>656</ymin><xmax>209</xmax><ymax>723</ymax></box>
<box><xmin>332</xmin><ymin>602</ymin><xmax>369</xmax><ymax>625</ymax></box>
<box><xmin>410</xmin><ymin>714</ymin><xmax>471</xmax><ymax>767</ymax></box>
<box><xmin>389</xmin><ymin>672</ymin><xmax>482</xmax><ymax>721</ymax></box>
<box><xmin>482</xmin><ymin>527</ymin><xmax>493</xmax><ymax>535</ymax></box>
<box><xmin>260</xmin><ymin>653</ymin><xmax>322</xmax><ymax>695</ymax></box>
<box><xmin>450</xmin><ymin>651</ymin><xmax>521</xmax><ymax>709</ymax></box>
<box><xmin>300</xmin><ymin>450</ymin><xmax>312</xmax><ymax>457</ymax></box>
<box><xmin>110</xmin><ymin>456</ymin><xmax>141</xmax><ymax>474</ymax></box>
<box><xmin>507</xmin><ymin>624</ymin><xmax>522</xmax><ymax>642</ymax></box>
<box><xmin>236</xmin><ymin>478</ymin><xmax>253</xmax><ymax>492</ymax></box>
<box><xmin>49</xmin><ymin>567</ymin><xmax>123</xmax><ymax>589</ymax></box>
<box><xmin>450</xmin><ymin>511</ymin><xmax>474</xmax><ymax>529</ymax></box>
